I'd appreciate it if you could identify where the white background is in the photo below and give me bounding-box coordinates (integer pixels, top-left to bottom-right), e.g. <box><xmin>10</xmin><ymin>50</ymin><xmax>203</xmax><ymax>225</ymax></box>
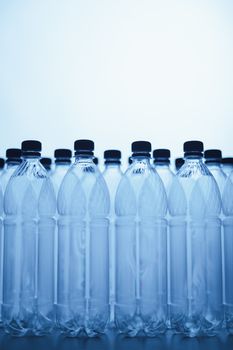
<box><xmin>0</xmin><ymin>0</ymin><xmax>233</xmax><ymax>169</ymax></box>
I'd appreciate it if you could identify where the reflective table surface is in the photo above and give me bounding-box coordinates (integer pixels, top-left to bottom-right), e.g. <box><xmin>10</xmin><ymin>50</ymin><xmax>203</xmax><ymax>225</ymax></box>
<box><xmin>0</xmin><ymin>330</ymin><xmax>233</xmax><ymax>350</ymax></box>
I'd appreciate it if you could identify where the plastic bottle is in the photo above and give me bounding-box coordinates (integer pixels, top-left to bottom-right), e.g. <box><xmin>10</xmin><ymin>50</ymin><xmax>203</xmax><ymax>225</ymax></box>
<box><xmin>115</xmin><ymin>141</ymin><xmax>167</xmax><ymax>336</ymax></box>
<box><xmin>3</xmin><ymin>140</ymin><xmax>56</xmax><ymax>336</ymax></box>
<box><xmin>103</xmin><ymin>150</ymin><xmax>123</xmax><ymax>326</ymax></box>
<box><xmin>169</xmin><ymin>141</ymin><xmax>222</xmax><ymax>337</ymax></box>
<box><xmin>50</xmin><ymin>149</ymin><xmax>72</xmax><ymax>313</ymax></box>
<box><xmin>153</xmin><ymin>148</ymin><xmax>174</xmax><ymax>329</ymax></box>
<box><xmin>1</xmin><ymin>149</ymin><xmax>22</xmax><ymax>192</ymax></box>
<box><xmin>221</xmin><ymin>166</ymin><xmax>233</xmax><ymax>333</ymax></box>
<box><xmin>205</xmin><ymin>149</ymin><xmax>227</xmax><ymax>326</ymax></box>
<box><xmin>57</xmin><ymin>139</ymin><xmax>110</xmax><ymax>336</ymax></box>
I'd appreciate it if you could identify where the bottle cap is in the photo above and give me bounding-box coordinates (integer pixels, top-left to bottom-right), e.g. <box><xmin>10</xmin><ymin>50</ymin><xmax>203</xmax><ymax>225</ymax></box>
<box><xmin>183</xmin><ymin>141</ymin><xmax>203</xmax><ymax>157</ymax></box>
<box><xmin>175</xmin><ymin>157</ymin><xmax>184</xmax><ymax>171</ymax></box>
<box><xmin>54</xmin><ymin>149</ymin><xmax>72</xmax><ymax>163</ymax></box>
<box><xmin>21</xmin><ymin>140</ymin><xmax>42</xmax><ymax>156</ymax></box>
<box><xmin>131</xmin><ymin>141</ymin><xmax>151</xmax><ymax>157</ymax></box>
<box><xmin>74</xmin><ymin>139</ymin><xmax>94</xmax><ymax>156</ymax></box>
<box><xmin>153</xmin><ymin>149</ymin><xmax>170</xmax><ymax>163</ymax></box>
<box><xmin>6</xmin><ymin>148</ymin><xmax>22</xmax><ymax>162</ymax></box>
<box><xmin>104</xmin><ymin>149</ymin><xmax>121</xmax><ymax>164</ymax></box>
<box><xmin>204</xmin><ymin>149</ymin><xmax>222</xmax><ymax>163</ymax></box>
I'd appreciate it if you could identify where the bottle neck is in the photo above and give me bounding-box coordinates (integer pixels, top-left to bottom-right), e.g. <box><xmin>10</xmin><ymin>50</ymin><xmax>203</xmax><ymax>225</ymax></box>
<box><xmin>6</xmin><ymin>160</ymin><xmax>21</xmax><ymax>167</ymax></box>
<box><xmin>75</xmin><ymin>155</ymin><xmax>94</xmax><ymax>162</ymax></box>
<box><xmin>154</xmin><ymin>161</ymin><xmax>170</xmax><ymax>167</ymax></box>
<box><xmin>206</xmin><ymin>161</ymin><xmax>221</xmax><ymax>168</ymax></box>
<box><xmin>131</xmin><ymin>155</ymin><xmax>151</xmax><ymax>164</ymax></box>
<box><xmin>23</xmin><ymin>155</ymin><xmax>41</xmax><ymax>161</ymax></box>
<box><xmin>184</xmin><ymin>155</ymin><xmax>203</xmax><ymax>162</ymax></box>
<box><xmin>55</xmin><ymin>160</ymin><xmax>71</xmax><ymax>166</ymax></box>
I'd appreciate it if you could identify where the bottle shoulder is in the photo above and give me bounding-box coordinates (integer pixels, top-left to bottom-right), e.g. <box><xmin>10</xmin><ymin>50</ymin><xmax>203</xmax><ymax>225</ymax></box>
<box><xmin>4</xmin><ymin>161</ymin><xmax>56</xmax><ymax>216</ymax></box>
<box><xmin>115</xmin><ymin>163</ymin><xmax>167</xmax><ymax>217</ymax></box>
<box><xmin>169</xmin><ymin>172</ymin><xmax>221</xmax><ymax>217</ymax></box>
<box><xmin>57</xmin><ymin>162</ymin><xmax>110</xmax><ymax>217</ymax></box>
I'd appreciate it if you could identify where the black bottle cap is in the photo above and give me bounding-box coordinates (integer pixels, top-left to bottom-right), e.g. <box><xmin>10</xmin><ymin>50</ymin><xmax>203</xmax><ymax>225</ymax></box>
<box><xmin>93</xmin><ymin>157</ymin><xmax>98</xmax><ymax>165</ymax></box>
<box><xmin>74</xmin><ymin>139</ymin><xmax>94</xmax><ymax>156</ymax></box>
<box><xmin>183</xmin><ymin>141</ymin><xmax>203</xmax><ymax>157</ymax></box>
<box><xmin>131</xmin><ymin>141</ymin><xmax>151</xmax><ymax>157</ymax></box>
<box><xmin>204</xmin><ymin>149</ymin><xmax>222</xmax><ymax>163</ymax></box>
<box><xmin>6</xmin><ymin>148</ymin><xmax>22</xmax><ymax>162</ymax></box>
<box><xmin>0</xmin><ymin>158</ymin><xmax>5</xmax><ymax>169</ymax></box>
<box><xmin>104</xmin><ymin>149</ymin><xmax>121</xmax><ymax>164</ymax></box>
<box><xmin>222</xmin><ymin>157</ymin><xmax>233</xmax><ymax>165</ymax></box>
<box><xmin>40</xmin><ymin>157</ymin><xmax>52</xmax><ymax>170</ymax></box>
<box><xmin>21</xmin><ymin>140</ymin><xmax>41</xmax><ymax>156</ymax></box>
<box><xmin>54</xmin><ymin>149</ymin><xmax>72</xmax><ymax>163</ymax></box>
<box><xmin>153</xmin><ymin>149</ymin><xmax>170</xmax><ymax>163</ymax></box>
<box><xmin>175</xmin><ymin>157</ymin><xmax>185</xmax><ymax>171</ymax></box>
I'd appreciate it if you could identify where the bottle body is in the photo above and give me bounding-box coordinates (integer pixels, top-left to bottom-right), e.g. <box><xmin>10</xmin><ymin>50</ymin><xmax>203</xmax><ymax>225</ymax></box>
<box><xmin>2</xmin><ymin>158</ymin><xmax>56</xmax><ymax>336</ymax></box>
<box><xmin>103</xmin><ymin>163</ymin><xmax>122</xmax><ymax>326</ymax></box>
<box><xmin>154</xmin><ymin>163</ymin><xmax>174</xmax><ymax>329</ymax></box>
<box><xmin>169</xmin><ymin>157</ymin><xmax>222</xmax><ymax>336</ymax></box>
<box><xmin>51</xmin><ymin>162</ymin><xmax>71</xmax><ymax>310</ymax></box>
<box><xmin>115</xmin><ymin>157</ymin><xmax>167</xmax><ymax>336</ymax></box>
<box><xmin>57</xmin><ymin>157</ymin><xmax>110</xmax><ymax>336</ymax></box>
<box><xmin>222</xmin><ymin>173</ymin><xmax>233</xmax><ymax>333</ymax></box>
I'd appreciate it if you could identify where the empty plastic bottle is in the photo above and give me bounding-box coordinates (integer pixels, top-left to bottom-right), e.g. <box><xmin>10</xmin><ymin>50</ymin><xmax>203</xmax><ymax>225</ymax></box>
<box><xmin>1</xmin><ymin>149</ymin><xmax>22</xmax><ymax>192</ymax></box>
<box><xmin>103</xmin><ymin>150</ymin><xmax>123</xmax><ymax>326</ymax></box>
<box><xmin>205</xmin><ymin>149</ymin><xmax>227</xmax><ymax>326</ymax></box>
<box><xmin>115</xmin><ymin>141</ymin><xmax>167</xmax><ymax>336</ymax></box>
<box><xmin>3</xmin><ymin>140</ymin><xmax>56</xmax><ymax>336</ymax></box>
<box><xmin>153</xmin><ymin>148</ymin><xmax>174</xmax><ymax>329</ymax></box>
<box><xmin>57</xmin><ymin>139</ymin><xmax>110</xmax><ymax>337</ymax></box>
<box><xmin>169</xmin><ymin>141</ymin><xmax>222</xmax><ymax>337</ymax></box>
<box><xmin>51</xmin><ymin>149</ymin><xmax>72</xmax><ymax>196</ymax></box>
<box><xmin>40</xmin><ymin>157</ymin><xmax>52</xmax><ymax>173</ymax></box>
<box><xmin>0</xmin><ymin>158</ymin><xmax>5</xmax><ymax>174</ymax></box>
<box><xmin>50</xmin><ymin>149</ymin><xmax>72</xmax><ymax>312</ymax></box>
<box><xmin>175</xmin><ymin>158</ymin><xmax>184</xmax><ymax>172</ymax></box>
<box><xmin>222</xmin><ymin>158</ymin><xmax>233</xmax><ymax>177</ymax></box>
<box><xmin>221</xmin><ymin>166</ymin><xmax>233</xmax><ymax>333</ymax></box>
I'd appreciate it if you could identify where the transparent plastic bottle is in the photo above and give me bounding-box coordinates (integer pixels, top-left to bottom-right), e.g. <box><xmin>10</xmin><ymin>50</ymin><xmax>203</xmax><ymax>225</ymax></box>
<box><xmin>205</xmin><ymin>149</ymin><xmax>227</xmax><ymax>327</ymax></box>
<box><xmin>115</xmin><ymin>141</ymin><xmax>167</xmax><ymax>336</ymax></box>
<box><xmin>153</xmin><ymin>149</ymin><xmax>174</xmax><ymax>329</ymax></box>
<box><xmin>221</xmin><ymin>168</ymin><xmax>233</xmax><ymax>333</ymax></box>
<box><xmin>221</xmin><ymin>158</ymin><xmax>233</xmax><ymax>177</ymax></box>
<box><xmin>3</xmin><ymin>140</ymin><xmax>56</xmax><ymax>336</ymax></box>
<box><xmin>169</xmin><ymin>141</ymin><xmax>222</xmax><ymax>337</ymax></box>
<box><xmin>40</xmin><ymin>157</ymin><xmax>52</xmax><ymax>173</ymax></box>
<box><xmin>103</xmin><ymin>150</ymin><xmax>123</xmax><ymax>326</ymax></box>
<box><xmin>57</xmin><ymin>139</ymin><xmax>110</xmax><ymax>337</ymax></box>
<box><xmin>1</xmin><ymin>149</ymin><xmax>22</xmax><ymax>192</ymax></box>
<box><xmin>50</xmin><ymin>149</ymin><xmax>72</xmax><ymax>313</ymax></box>
<box><xmin>175</xmin><ymin>158</ymin><xmax>184</xmax><ymax>172</ymax></box>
